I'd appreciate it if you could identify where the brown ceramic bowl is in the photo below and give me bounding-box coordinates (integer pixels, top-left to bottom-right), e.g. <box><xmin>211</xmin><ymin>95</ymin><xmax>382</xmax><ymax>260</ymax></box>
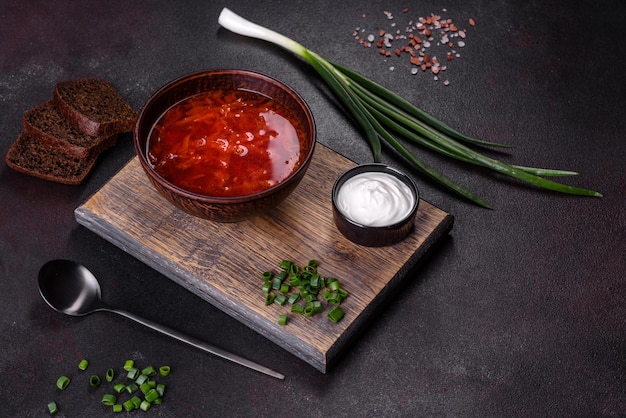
<box><xmin>332</xmin><ymin>164</ymin><xmax>419</xmax><ymax>247</ymax></box>
<box><xmin>134</xmin><ymin>69</ymin><xmax>316</xmax><ymax>222</ymax></box>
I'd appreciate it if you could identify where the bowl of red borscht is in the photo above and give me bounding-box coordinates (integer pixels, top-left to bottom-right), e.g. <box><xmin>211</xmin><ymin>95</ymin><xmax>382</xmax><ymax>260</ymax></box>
<box><xmin>134</xmin><ymin>69</ymin><xmax>316</xmax><ymax>222</ymax></box>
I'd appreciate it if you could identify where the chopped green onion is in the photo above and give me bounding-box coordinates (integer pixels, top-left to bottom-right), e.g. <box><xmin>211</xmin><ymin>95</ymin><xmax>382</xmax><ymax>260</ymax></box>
<box><xmin>56</xmin><ymin>375</ymin><xmax>70</xmax><ymax>390</ymax></box>
<box><xmin>89</xmin><ymin>375</ymin><xmax>101</xmax><ymax>387</ymax></box>
<box><xmin>130</xmin><ymin>395</ymin><xmax>142</xmax><ymax>408</ymax></box>
<box><xmin>78</xmin><ymin>359</ymin><xmax>89</xmax><ymax>371</ymax></box>
<box><xmin>156</xmin><ymin>383</ymin><xmax>166</xmax><ymax>397</ymax></box>
<box><xmin>123</xmin><ymin>399</ymin><xmax>135</xmax><ymax>412</ymax></box>
<box><xmin>135</xmin><ymin>373</ymin><xmax>148</xmax><ymax>385</ymax></box>
<box><xmin>159</xmin><ymin>365</ymin><xmax>171</xmax><ymax>376</ymax></box>
<box><xmin>265</xmin><ymin>293</ymin><xmax>275</xmax><ymax>305</ymax></box>
<box><xmin>287</xmin><ymin>293</ymin><xmax>300</xmax><ymax>304</ymax></box>
<box><xmin>272</xmin><ymin>277</ymin><xmax>283</xmax><ymax>290</ymax></box>
<box><xmin>140</xmin><ymin>382</ymin><xmax>152</xmax><ymax>395</ymax></box>
<box><xmin>328</xmin><ymin>306</ymin><xmax>345</xmax><ymax>323</ymax></box>
<box><xmin>328</xmin><ymin>280</ymin><xmax>341</xmax><ymax>291</ymax></box>
<box><xmin>291</xmin><ymin>304</ymin><xmax>305</xmax><ymax>314</ymax></box>
<box><xmin>101</xmin><ymin>394</ymin><xmax>117</xmax><ymax>406</ymax></box>
<box><xmin>140</xmin><ymin>400</ymin><xmax>152</xmax><ymax>411</ymax></box>
<box><xmin>274</xmin><ymin>294</ymin><xmax>288</xmax><ymax>305</ymax></box>
<box><xmin>113</xmin><ymin>404</ymin><xmax>123</xmax><ymax>413</ymax></box>
<box><xmin>105</xmin><ymin>368</ymin><xmax>115</xmax><ymax>382</ymax></box>
<box><xmin>289</xmin><ymin>263</ymin><xmax>299</xmax><ymax>275</ymax></box>
<box><xmin>261</xmin><ymin>271</ymin><xmax>273</xmax><ymax>281</ymax></box>
<box><xmin>145</xmin><ymin>388</ymin><xmax>160</xmax><ymax>403</ymax></box>
<box><xmin>311</xmin><ymin>300</ymin><xmax>323</xmax><ymax>313</ymax></box>
<box><xmin>123</xmin><ymin>360</ymin><xmax>134</xmax><ymax>371</ymax></box>
<box><xmin>278</xmin><ymin>314</ymin><xmax>288</xmax><ymax>325</ymax></box>
<box><xmin>261</xmin><ymin>281</ymin><xmax>272</xmax><ymax>294</ymax></box>
<box><xmin>126</xmin><ymin>367</ymin><xmax>140</xmax><ymax>380</ymax></box>
<box><xmin>126</xmin><ymin>382</ymin><xmax>139</xmax><ymax>394</ymax></box>
<box><xmin>113</xmin><ymin>383</ymin><xmax>126</xmax><ymax>393</ymax></box>
<box><xmin>279</xmin><ymin>260</ymin><xmax>293</xmax><ymax>271</ymax></box>
<box><xmin>218</xmin><ymin>8</ymin><xmax>602</xmax><ymax>208</ymax></box>
<box><xmin>47</xmin><ymin>401</ymin><xmax>58</xmax><ymax>414</ymax></box>
<box><xmin>142</xmin><ymin>365</ymin><xmax>157</xmax><ymax>377</ymax></box>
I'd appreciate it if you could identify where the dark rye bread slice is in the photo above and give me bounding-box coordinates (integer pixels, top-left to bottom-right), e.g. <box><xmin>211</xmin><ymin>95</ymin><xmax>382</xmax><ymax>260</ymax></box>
<box><xmin>23</xmin><ymin>100</ymin><xmax>118</xmax><ymax>160</ymax></box>
<box><xmin>5</xmin><ymin>132</ymin><xmax>109</xmax><ymax>185</ymax></box>
<box><xmin>53</xmin><ymin>78</ymin><xmax>137</xmax><ymax>137</ymax></box>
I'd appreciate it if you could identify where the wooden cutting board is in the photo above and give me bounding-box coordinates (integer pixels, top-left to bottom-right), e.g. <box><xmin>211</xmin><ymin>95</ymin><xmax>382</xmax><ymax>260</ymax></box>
<box><xmin>75</xmin><ymin>143</ymin><xmax>454</xmax><ymax>373</ymax></box>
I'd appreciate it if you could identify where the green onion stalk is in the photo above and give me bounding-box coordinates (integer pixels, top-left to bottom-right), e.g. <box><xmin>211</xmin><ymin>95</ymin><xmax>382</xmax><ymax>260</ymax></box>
<box><xmin>218</xmin><ymin>8</ymin><xmax>602</xmax><ymax>209</ymax></box>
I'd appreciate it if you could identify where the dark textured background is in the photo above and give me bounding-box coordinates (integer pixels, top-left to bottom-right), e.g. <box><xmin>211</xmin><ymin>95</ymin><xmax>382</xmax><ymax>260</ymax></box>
<box><xmin>1</xmin><ymin>1</ymin><xmax>624</xmax><ymax>416</ymax></box>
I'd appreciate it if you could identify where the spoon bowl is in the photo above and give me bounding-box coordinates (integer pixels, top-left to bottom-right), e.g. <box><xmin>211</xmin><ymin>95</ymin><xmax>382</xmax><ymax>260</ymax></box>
<box><xmin>38</xmin><ymin>259</ymin><xmax>284</xmax><ymax>380</ymax></box>
<box><xmin>39</xmin><ymin>259</ymin><xmax>104</xmax><ymax>316</ymax></box>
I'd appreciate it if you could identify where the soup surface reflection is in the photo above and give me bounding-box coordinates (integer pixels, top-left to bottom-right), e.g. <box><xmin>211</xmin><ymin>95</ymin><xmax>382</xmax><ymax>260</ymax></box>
<box><xmin>147</xmin><ymin>89</ymin><xmax>303</xmax><ymax>197</ymax></box>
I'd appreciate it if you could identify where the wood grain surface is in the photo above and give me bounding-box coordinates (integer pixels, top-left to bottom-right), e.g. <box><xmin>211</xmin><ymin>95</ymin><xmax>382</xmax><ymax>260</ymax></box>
<box><xmin>75</xmin><ymin>143</ymin><xmax>454</xmax><ymax>372</ymax></box>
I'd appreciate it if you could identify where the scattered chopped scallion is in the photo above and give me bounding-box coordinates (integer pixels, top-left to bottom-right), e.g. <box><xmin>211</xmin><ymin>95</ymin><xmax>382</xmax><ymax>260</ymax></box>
<box><xmin>47</xmin><ymin>401</ymin><xmax>58</xmax><ymax>414</ymax></box>
<box><xmin>145</xmin><ymin>388</ymin><xmax>160</xmax><ymax>403</ymax></box>
<box><xmin>140</xmin><ymin>400</ymin><xmax>152</xmax><ymax>412</ymax></box>
<box><xmin>142</xmin><ymin>365</ymin><xmax>157</xmax><ymax>376</ymax></box>
<box><xmin>279</xmin><ymin>260</ymin><xmax>293</xmax><ymax>271</ymax></box>
<box><xmin>126</xmin><ymin>382</ymin><xmax>139</xmax><ymax>394</ymax></box>
<box><xmin>126</xmin><ymin>367</ymin><xmax>140</xmax><ymax>380</ymax></box>
<box><xmin>140</xmin><ymin>382</ymin><xmax>152</xmax><ymax>395</ymax></box>
<box><xmin>156</xmin><ymin>383</ymin><xmax>166</xmax><ymax>397</ymax></box>
<box><xmin>328</xmin><ymin>306</ymin><xmax>345</xmax><ymax>323</ymax></box>
<box><xmin>89</xmin><ymin>374</ymin><xmax>101</xmax><ymax>387</ymax></box>
<box><xmin>274</xmin><ymin>294</ymin><xmax>287</xmax><ymax>306</ymax></box>
<box><xmin>130</xmin><ymin>395</ymin><xmax>142</xmax><ymax>408</ymax></box>
<box><xmin>135</xmin><ymin>373</ymin><xmax>148</xmax><ymax>385</ymax></box>
<box><xmin>48</xmin><ymin>357</ymin><xmax>171</xmax><ymax>413</ymax></box>
<box><xmin>113</xmin><ymin>383</ymin><xmax>126</xmax><ymax>393</ymax></box>
<box><xmin>56</xmin><ymin>375</ymin><xmax>70</xmax><ymax>390</ymax></box>
<box><xmin>123</xmin><ymin>399</ymin><xmax>135</xmax><ymax>412</ymax></box>
<box><xmin>123</xmin><ymin>360</ymin><xmax>134</xmax><ymax>371</ymax></box>
<box><xmin>262</xmin><ymin>281</ymin><xmax>272</xmax><ymax>294</ymax></box>
<box><xmin>263</xmin><ymin>259</ymin><xmax>348</xmax><ymax>324</ymax></box>
<box><xmin>78</xmin><ymin>359</ymin><xmax>89</xmax><ymax>371</ymax></box>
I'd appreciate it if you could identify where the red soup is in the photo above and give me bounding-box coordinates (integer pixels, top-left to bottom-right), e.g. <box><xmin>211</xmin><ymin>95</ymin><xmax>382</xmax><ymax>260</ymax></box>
<box><xmin>147</xmin><ymin>89</ymin><xmax>305</xmax><ymax>197</ymax></box>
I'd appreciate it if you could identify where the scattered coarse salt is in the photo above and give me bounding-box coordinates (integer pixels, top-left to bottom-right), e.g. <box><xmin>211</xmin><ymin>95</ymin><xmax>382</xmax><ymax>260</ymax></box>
<box><xmin>352</xmin><ymin>8</ymin><xmax>475</xmax><ymax>84</ymax></box>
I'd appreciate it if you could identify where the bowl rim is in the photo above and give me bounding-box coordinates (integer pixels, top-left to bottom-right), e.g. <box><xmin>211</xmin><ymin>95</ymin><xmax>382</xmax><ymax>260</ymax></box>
<box><xmin>134</xmin><ymin>68</ymin><xmax>317</xmax><ymax>203</ymax></box>
<box><xmin>331</xmin><ymin>163</ymin><xmax>419</xmax><ymax>230</ymax></box>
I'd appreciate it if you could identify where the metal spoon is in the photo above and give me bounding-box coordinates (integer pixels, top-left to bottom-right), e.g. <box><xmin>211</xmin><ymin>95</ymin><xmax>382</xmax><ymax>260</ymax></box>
<box><xmin>38</xmin><ymin>259</ymin><xmax>285</xmax><ymax>380</ymax></box>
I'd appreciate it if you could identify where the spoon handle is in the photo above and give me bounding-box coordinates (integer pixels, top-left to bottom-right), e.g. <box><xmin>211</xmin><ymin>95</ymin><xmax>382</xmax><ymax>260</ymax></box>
<box><xmin>106</xmin><ymin>308</ymin><xmax>285</xmax><ymax>380</ymax></box>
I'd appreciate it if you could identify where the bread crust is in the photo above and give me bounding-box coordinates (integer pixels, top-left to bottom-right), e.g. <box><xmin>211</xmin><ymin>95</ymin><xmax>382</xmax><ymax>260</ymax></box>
<box><xmin>53</xmin><ymin>78</ymin><xmax>137</xmax><ymax>137</ymax></box>
<box><xmin>5</xmin><ymin>132</ymin><xmax>106</xmax><ymax>185</ymax></box>
<box><xmin>23</xmin><ymin>100</ymin><xmax>117</xmax><ymax>160</ymax></box>
<box><xmin>6</xmin><ymin>77</ymin><xmax>133</xmax><ymax>185</ymax></box>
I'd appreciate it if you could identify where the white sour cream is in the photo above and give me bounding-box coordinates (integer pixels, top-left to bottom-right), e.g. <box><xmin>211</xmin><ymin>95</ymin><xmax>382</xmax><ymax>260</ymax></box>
<box><xmin>336</xmin><ymin>171</ymin><xmax>415</xmax><ymax>227</ymax></box>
